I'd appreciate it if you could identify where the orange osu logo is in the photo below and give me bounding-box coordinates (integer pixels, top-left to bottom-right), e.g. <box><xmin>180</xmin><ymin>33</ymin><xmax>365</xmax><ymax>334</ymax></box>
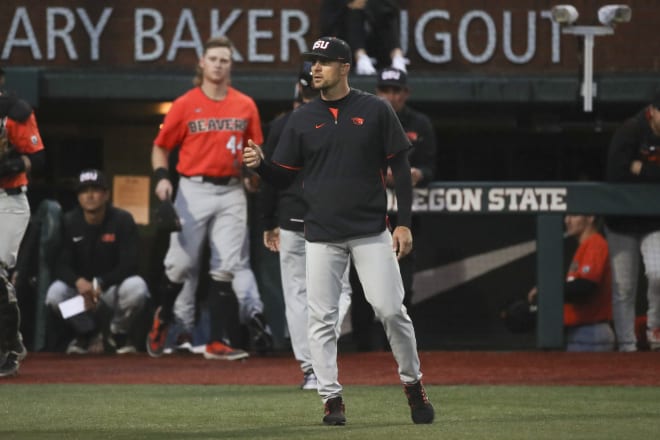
<box><xmin>101</xmin><ymin>233</ymin><xmax>116</xmax><ymax>242</ymax></box>
<box><xmin>352</xmin><ymin>117</ymin><xmax>364</xmax><ymax>126</ymax></box>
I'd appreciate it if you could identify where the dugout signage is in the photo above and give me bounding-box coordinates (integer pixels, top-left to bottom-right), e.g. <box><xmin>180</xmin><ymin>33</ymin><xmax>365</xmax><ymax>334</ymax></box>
<box><xmin>1</xmin><ymin>0</ymin><xmax>657</xmax><ymax>73</ymax></box>
<box><xmin>388</xmin><ymin>183</ymin><xmax>660</xmax><ymax>215</ymax></box>
<box><xmin>388</xmin><ymin>187</ymin><xmax>567</xmax><ymax>213</ymax></box>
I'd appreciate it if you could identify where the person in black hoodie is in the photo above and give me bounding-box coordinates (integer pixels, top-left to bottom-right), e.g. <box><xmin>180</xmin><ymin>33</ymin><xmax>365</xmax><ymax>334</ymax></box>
<box><xmin>259</xmin><ymin>62</ymin><xmax>352</xmax><ymax>390</ymax></box>
<box><xmin>45</xmin><ymin>169</ymin><xmax>149</xmax><ymax>354</ymax></box>
<box><xmin>605</xmin><ymin>90</ymin><xmax>660</xmax><ymax>352</ymax></box>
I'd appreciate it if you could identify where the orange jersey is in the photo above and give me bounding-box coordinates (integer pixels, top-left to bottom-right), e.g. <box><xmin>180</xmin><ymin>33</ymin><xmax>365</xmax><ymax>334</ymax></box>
<box><xmin>564</xmin><ymin>233</ymin><xmax>613</xmax><ymax>327</ymax></box>
<box><xmin>154</xmin><ymin>87</ymin><xmax>263</xmax><ymax>178</ymax></box>
<box><xmin>1</xmin><ymin>112</ymin><xmax>45</xmax><ymax>189</ymax></box>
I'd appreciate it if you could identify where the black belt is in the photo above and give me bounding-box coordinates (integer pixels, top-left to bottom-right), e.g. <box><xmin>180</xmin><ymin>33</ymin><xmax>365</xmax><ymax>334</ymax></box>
<box><xmin>1</xmin><ymin>186</ymin><xmax>25</xmax><ymax>195</ymax></box>
<box><xmin>184</xmin><ymin>175</ymin><xmax>236</xmax><ymax>185</ymax></box>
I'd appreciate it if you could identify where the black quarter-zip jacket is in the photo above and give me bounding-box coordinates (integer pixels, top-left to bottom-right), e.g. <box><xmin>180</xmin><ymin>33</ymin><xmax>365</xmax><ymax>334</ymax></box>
<box><xmin>55</xmin><ymin>205</ymin><xmax>140</xmax><ymax>289</ymax></box>
<box><xmin>267</xmin><ymin>89</ymin><xmax>412</xmax><ymax>242</ymax></box>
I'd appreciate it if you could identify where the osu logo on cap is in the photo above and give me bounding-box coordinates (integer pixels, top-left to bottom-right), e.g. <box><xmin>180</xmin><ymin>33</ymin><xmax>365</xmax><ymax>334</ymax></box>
<box><xmin>312</xmin><ymin>40</ymin><xmax>330</xmax><ymax>50</ymax></box>
<box><xmin>381</xmin><ymin>70</ymin><xmax>401</xmax><ymax>81</ymax></box>
<box><xmin>80</xmin><ymin>170</ymin><xmax>100</xmax><ymax>183</ymax></box>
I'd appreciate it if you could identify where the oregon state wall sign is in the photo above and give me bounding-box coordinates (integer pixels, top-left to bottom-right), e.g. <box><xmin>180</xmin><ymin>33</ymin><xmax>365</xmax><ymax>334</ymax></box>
<box><xmin>387</xmin><ymin>187</ymin><xmax>567</xmax><ymax>213</ymax></box>
<box><xmin>388</xmin><ymin>183</ymin><xmax>660</xmax><ymax>215</ymax></box>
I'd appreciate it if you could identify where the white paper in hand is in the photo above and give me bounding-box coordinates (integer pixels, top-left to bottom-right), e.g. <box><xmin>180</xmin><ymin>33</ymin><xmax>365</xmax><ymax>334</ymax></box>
<box><xmin>58</xmin><ymin>295</ymin><xmax>86</xmax><ymax>319</ymax></box>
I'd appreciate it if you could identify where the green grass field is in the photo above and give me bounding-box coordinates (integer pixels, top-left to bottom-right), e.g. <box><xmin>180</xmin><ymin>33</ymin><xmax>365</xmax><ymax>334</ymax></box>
<box><xmin>1</xmin><ymin>384</ymin><xmax>659</xmax><ymax>439</ymax></box>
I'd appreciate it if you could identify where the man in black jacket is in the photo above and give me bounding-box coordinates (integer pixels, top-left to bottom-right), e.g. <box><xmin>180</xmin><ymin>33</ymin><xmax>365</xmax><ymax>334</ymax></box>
<box><xmin>605</xmin><ymin>90</ymin><xmax>660</xmax><ymax>352</ymax></box>
<box><xmin>45</xmin><ymin>169</ymin><xmax>149</xmax><ymax>354</ymax></box>
<box><xmin>259</xmin><ymin>63</ymin><xmax>352</xmax><ymax>390</ymax></box>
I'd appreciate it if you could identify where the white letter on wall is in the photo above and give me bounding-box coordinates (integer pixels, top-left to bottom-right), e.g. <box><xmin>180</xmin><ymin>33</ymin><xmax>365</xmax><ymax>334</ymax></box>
<box><xmin>135</xmin><ymin>8</ymin><xmax>164</xmax><ymax>61</ymax></box>
<box><xmin>1</xmin><ymin>7</ymin><xmax>43</xmax><ymax>60</ymax></box>
<box><xmin>458</xmin><ymin>11</ymin><xmax>496</xmax><ymax>64</ymax></box>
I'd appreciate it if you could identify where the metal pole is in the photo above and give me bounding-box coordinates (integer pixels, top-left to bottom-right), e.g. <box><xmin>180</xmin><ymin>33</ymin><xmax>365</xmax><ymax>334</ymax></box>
<box><xmin>582</xmin><ymin>34</ymin><xmax>594</xmax><ymax>112</ymax></box>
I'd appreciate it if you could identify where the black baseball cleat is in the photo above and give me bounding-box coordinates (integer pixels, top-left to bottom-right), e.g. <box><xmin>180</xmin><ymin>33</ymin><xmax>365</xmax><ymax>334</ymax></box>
<box><xmin>11</xmin><ymin>332</ymin><xmax>28</xmax><ymax>362</ymax></box>
<box><xmin>323</xmin><ymin>396</ymin><xmax>346</xmax><ymax>426</ymax></box>
<box><xmin>404</xmin><ymin>380</ymin><xmax>435</xmax><ymax>424</ymax></box>
<box><xmin>248</xmin><ymin>313</ymin><xmax>274</xmax><ymax>354</ymax></box>
<box><xmin>0</xmin><ymin>351</ymin><xmax>20</xmax><ymax>378</ymax></box>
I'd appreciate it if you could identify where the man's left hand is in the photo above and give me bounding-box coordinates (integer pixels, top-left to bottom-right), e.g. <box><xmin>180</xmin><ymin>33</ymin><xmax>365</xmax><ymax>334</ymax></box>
<box><xmin>392</xmin><ymin>226</ymin><xmax>413</xmax><ymax>259</ymax></box>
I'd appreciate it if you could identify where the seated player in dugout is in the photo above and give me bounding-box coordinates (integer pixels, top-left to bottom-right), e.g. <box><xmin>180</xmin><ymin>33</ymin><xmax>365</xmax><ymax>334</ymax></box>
<box><xmin>527</xmin><ymin>214</ymin><xmax>614</xmax><ymax>352</ymax></box>
<box><xmin>44</xmin><ymin>169</ymin><xmax>150</xmax><ymax>355</ymax></box>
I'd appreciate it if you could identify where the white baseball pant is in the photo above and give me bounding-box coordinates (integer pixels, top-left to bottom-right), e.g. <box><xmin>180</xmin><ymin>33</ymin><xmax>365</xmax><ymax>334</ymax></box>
<box><xmin>165</xmin><ymin>177</ymin><xmax>246</xmax><ymax>284</ymax></box>
<box><xmin>0</xmin><ymin>191</ymin><xmax>30</xmax><ymax>277</ymax></box>
<box><xmin>606</xmin><ymin>227</ymin><xmax>660</xmax><ymax>352</ymax></box>
<box><xmin>279</xmin><ymin>228</ymin><xmax>351</xmax><ymax>374</ymax></box>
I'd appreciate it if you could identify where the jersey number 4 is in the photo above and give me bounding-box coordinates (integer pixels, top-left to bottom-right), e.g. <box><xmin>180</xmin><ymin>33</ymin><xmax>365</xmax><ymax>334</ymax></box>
<box><xmin>226</xmin><ymin>135</ymin><xmax>243</xmax><ymax>155</ymax></box>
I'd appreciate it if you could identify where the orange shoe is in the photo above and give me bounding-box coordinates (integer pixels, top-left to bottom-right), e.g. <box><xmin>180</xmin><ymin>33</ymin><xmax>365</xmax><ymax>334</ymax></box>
<box><xmin>146</xmin><ymin>307</ymin><xmax>169</xmax><ymax>358</ymax></box>
<box><xmin>203</xmin><ymin>341</ymin><xmax>249</xmax><ymax>361</ymax></box>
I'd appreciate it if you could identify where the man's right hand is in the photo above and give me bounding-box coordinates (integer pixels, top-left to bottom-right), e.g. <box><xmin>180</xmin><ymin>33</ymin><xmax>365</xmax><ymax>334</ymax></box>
<box><xmin>263</xmin><ymin>228</ymin><xmax>280</xmax><ymax>252</ymax></box>
<box><xmin>76</xmin><ymin>278</ymin><xmax>100</xmax><ymax>309</ymax></box>
<box><xmin>155</xmin><ymin>178</ymin><xmax>173</xmax><ymax>201</ymax></box>
<box><xmin>244</xmin><ymin>139</ymin><xmax>264</xmax><ymax>169</ymax></box>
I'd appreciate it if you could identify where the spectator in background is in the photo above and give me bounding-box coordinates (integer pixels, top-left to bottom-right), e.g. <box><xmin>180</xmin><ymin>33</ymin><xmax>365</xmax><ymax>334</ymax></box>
<box><xmin>320</xmin><ymin>0</ymin><xmax>407</xmax><ymax>75</ymax></box>
<box><xmin>350</xmin><ymin>67</ymin><xmax>437</xmax><ymax>350</ymax></box>
<box><xmin>259</xmin><ymin>62</ymin><xmax>352</xmax><ymax>390</ymax></box>
<box><xmin>44</xmin><ymin>169</ymin><xmax>150</xmax><ymax>354</ymax></box>
<box><xmin>528</xmin><ymin>215</ymin><xmax>615</xmax><ymax>352</ymax></box>
<box><xmin>605</xmin><ymin>90</ymin><xmax>660</xmax><ymax>352</ymax></box>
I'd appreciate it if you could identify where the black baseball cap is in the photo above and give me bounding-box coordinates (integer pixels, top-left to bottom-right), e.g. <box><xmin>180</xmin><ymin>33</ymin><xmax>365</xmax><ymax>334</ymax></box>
<box><xmin>298</xmin><ymin>61</ymin><xmax>313</xmax><ymax>89</ymax></box>
<box><xmin>377</xmin><ymin>67</ymin><xmax>408</xmax><ymax>89</ymax></box>
<box><xmin>302</xmin><ymin>36</ymin><xmax>352</xmax><ymax>65</ymax></box>
<box><xmin>77</xmin><ymin>169</ymin><xmax>108</xmax><ymax>192</ymax></box>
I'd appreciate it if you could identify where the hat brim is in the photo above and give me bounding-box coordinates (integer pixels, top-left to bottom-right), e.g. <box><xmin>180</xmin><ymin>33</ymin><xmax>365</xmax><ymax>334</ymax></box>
<box><xmin>301</xmin><ymin>52</ymin><xmax>350</xmax><ymax>63</ymax></box>
<box><xmin>377</xmin><ymin>81</ymin><xmax>408</xmax><ymax>89</ymax></box>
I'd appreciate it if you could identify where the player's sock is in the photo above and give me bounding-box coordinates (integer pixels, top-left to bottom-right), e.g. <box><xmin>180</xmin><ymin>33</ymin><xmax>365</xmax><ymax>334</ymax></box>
<box><xmin>207</xmin><ymin>280</ymin><xmax>242</xmax><ymax>348</ymax></box>
<box><xmin>159</xmin><ymin>277</ymin><xmax>184</xmax><ymax>323</ymax></box>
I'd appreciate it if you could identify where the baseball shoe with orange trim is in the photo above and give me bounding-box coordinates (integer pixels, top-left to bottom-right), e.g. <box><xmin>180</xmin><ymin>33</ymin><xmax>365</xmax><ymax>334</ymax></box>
<box><xmin>146</xmin><ymin>307</ymin><xmax>169</xmax><ymax>357</ymax></box>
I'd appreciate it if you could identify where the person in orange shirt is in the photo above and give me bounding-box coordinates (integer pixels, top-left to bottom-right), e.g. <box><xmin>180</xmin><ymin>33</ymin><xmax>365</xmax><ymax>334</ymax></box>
<box><xmin>528</xmin><ymin>215</ymin><xmax>615</xmax><ymax>352</ymax></box>
<box><xmin>146</xmin><ymin>36</ymin><xmax>263</xmax><ymax>361</ymax></box>
<box><xmin>1</xmin><ymin>94</ymin><xmax>45</xmax><ymax>377</ymax></box>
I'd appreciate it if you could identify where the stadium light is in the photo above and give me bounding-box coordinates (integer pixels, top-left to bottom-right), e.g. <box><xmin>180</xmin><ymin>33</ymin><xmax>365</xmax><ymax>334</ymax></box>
<box><xmin>551</xmin><ymin>4</ymin><xmax>632</xmax><ymax>112</ymax></box>
<box><xmin>551</xmin><ymin>5</ymin><xmax>579</xmax><ymax>25</ymax></box>
<box><xmin>597</xmin><ymin>5</ymin><xmax>632</xmax><ymax>25</ymax></box>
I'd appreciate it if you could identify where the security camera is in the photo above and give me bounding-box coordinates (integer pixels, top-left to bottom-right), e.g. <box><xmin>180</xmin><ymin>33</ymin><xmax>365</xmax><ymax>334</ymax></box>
<box><xmin>551</xmin><ymin>5</ymin><xmax>580</xmax><ymax>25</ymax></box>
<box><xmin>597</xmin><ymin>5</ymin><xmax>632</xmax><ymax>25</ymax></box>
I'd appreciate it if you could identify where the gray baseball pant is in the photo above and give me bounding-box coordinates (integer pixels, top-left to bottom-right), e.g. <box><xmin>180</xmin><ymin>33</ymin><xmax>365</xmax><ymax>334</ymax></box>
<box><xmin>306</xmin><ymin>229</ymin><xmax>422</xmax><ymax>402</ymax></box>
